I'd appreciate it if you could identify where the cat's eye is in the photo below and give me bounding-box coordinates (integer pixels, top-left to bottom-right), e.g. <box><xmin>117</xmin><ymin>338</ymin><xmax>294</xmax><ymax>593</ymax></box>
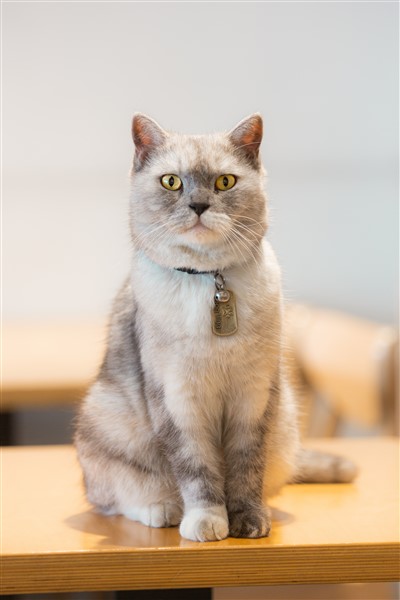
<box><xmin>215</xmin><ymin>174</ymin><xmax>236</xmax><ymax>191</ymax></box>
<box><xmin>161</xmin><ymin>174</ymin><xmax>182</xmax><ymax>191</ymax></box>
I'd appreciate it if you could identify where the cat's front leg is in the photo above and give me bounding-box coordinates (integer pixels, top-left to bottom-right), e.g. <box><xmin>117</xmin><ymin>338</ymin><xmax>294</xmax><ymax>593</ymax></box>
<box><xmin>166</xmin><ymin>426</ymin><xmax>228</xmax><ymax>542</ymax></box>
<box><xmin>154</xmin><ymin>390</ymin><xmax>228</xmax><ymax>542</ymax></box>
<box><xmin>225</xmin><ymin>444</ymin><xmax>271</xmax><ymax>538</ymax></box>
<box><xmin>224</xmin><ymin>385</ymin><xmax>273</xmax><ymax>539</ymax></box>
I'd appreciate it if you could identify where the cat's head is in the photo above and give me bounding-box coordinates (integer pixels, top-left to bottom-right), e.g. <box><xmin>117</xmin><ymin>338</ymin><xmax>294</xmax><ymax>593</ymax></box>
<box><xmin>129</xmin><ymin>114</ymin><xmax>268</xmax><ymax>272</ymax></box>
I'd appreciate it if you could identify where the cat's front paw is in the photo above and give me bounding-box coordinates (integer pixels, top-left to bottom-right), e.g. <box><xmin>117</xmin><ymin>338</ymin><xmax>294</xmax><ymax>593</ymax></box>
<box><xmin>228</xmin><ymin>505</ymin><xmax>271</xmax><ymax>538</ymax></box>
<box><xmin>180</xmin><ymin>505</ymin><xmax>229</xmax><ymax>542</ymax></box>
<box><xmin>124</xmin><ymin>502</ymin><xmax>182</xmax><ymax>528</ymax></box>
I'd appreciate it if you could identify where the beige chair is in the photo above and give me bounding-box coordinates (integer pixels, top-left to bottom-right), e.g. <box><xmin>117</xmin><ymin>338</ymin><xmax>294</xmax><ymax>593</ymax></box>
<box><xmin>2</xmin><ymin>307</ymin><xmax>398</xmax><ymax>442</ymax></box>
<box><xmin>285</xmin><ymin>304</ymin><xmax>399</xmax><ymax>437</ymax></box>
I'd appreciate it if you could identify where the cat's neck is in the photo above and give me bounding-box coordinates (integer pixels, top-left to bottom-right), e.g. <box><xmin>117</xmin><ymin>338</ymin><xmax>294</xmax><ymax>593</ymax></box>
<box><xmin>130</xmin><ymin>244</ymin><xmax>275</xmax><ymax>306</ymax></box>
<box><xmin>130</xmin><ymin>242</ymin><xmax>282</xmax><ymax>338</ymax></box>
<box><xmin>132</xmin><ymin>246</ymin><xmax>262</xmax><ymax>281</ymax></box>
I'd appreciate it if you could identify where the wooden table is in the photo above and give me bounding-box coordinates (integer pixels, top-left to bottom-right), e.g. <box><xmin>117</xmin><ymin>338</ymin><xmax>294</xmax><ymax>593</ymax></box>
<box><xmin>1</xmin><ymin>437</ymin><xmax>399</xmax><ymax>596</ymax></box>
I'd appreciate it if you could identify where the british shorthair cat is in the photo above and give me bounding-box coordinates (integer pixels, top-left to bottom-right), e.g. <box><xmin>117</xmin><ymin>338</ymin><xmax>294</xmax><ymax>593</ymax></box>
<box><xmin>75</xmin><ymin>114</ymin><xmax>356</xmax><ymax>542</ymax></box>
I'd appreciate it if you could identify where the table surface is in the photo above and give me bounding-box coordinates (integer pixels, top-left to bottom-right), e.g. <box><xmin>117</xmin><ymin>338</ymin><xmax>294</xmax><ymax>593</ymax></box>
<box><xmin>1</xmin><ymin>437</ymin><xmax>399</xmax><ymax>595</ymax></box>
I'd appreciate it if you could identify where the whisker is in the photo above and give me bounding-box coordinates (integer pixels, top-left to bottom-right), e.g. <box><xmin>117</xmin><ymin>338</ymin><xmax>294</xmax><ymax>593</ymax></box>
<box><xmin>233</xmin><ymin>222</ymin><xmax>261</xmax><ymax>242</ymax></box>
<box><xmin>134</xmin><ymin>222</ymin><xmax>170</xmax><ymax>245</ymax></box>
<box><xmin>230</xmin><ymin>229</ymin><xmax>264</xmax><ymax>267</ymax></box>
<box><xmin>231</xmin><ymin>223</ymin><xmax>263</xmax><ymax>249</ymax></box>
<box><xmin>218</xmin><ymin>225</ymin><xmax>245</xmax><ymax>265</ymax></box>
<box><xmin>230</xmin><ymin>214</ymin><xmax>265</xmax><ymax>225</ymax></box>
<box><xmin>229</xmin><ymin>230</ymin><xmax>260</xmax><ymax>268</ymax></box>
<box><xmin>135</xmin><ymin>223</ymin><xmax>173</xmax><ymax>251</ymax></box>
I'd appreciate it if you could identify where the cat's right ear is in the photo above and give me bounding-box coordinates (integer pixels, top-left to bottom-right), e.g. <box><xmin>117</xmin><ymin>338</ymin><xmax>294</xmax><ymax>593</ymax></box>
<box><xmin>132</xmin><ymin>114</ymin><xmax>167</xmax><ymax>170</ymax></box>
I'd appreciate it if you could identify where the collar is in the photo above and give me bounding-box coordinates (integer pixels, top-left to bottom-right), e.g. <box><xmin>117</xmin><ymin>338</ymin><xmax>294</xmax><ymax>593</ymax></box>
<box><xmin>175</xmin><ymin>267</ymin><xmax>216</xmax><ymax>275</ymax></box>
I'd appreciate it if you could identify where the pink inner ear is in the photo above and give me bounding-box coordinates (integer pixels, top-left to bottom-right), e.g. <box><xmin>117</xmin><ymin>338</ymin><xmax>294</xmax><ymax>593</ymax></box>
<box><xmin>133</xmin><ymin>121</ymin><xmax>153</xmax><ymax>148</ymax></box>
<box><xmin>242</xmin><ymin>130</ymin><xmax>259</xmax><ymax>146</ymax></box>
<box><xmin>243</xmin><ymin>120</ymin><xmax>263</xmax><ymax>145</ymax></box>
<box><xmin>132</xmin><ymin>115</ymin><xmax>166</xmax><ymax>167</ymax></box>
<box><xmin>230</xmin><ymin>115</ymin><xmax>263</xmax><ymax>152</ymax></box>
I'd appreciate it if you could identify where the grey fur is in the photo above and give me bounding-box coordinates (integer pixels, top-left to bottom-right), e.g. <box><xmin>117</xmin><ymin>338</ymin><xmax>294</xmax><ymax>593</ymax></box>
<box><xmin>75</xmin><ymin>114</ymin><xmax>357</xmax><ymax>541</ymax></box>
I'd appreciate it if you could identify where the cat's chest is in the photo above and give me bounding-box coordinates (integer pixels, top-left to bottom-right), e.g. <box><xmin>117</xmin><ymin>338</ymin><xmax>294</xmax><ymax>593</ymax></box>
<box><xmin>157</xmin><ymin>277</ymin><xmax>221</xmax><ymax>336</ymax></box>
<box><xmin>132</xmin><ymin>260</ymin><xmax>277</xmax><ymax>358</ymax></box>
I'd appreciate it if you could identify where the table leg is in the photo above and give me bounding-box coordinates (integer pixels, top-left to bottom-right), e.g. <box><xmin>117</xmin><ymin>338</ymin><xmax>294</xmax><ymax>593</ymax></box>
<box><xmin>0</xmin><ymin>411</ymin><xmax>14</xmax><ymax>445</ymax></box>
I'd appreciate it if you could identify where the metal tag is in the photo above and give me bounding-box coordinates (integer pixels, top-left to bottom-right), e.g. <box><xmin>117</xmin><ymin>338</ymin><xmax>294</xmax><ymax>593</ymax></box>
<box><xmin>212</xmin><ymin>290</ymin><xmax>238</xmax><ymax>336</ymax></box>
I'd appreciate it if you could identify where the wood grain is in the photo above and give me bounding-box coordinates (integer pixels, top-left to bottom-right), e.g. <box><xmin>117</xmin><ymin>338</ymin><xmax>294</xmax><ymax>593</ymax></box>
<box><xmin>1</xmin><ymin>438</ymin><xmax>399</xmax><ymax>594</ymax></box>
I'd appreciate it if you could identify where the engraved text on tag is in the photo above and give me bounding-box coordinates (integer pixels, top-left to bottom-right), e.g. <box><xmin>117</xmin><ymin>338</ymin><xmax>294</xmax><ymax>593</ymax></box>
<box><xmin>212</xmin><ymin>290</ymin><xmax>238</xmax><ymax>336</ymax></box>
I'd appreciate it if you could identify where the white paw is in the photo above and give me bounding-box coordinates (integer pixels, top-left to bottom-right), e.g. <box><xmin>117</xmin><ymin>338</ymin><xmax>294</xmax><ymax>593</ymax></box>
<box><xmin>179</xmin><ymin>505</ymin><xmax>229</xmax><ymax>542</ymax></box>
<box><xmin>124</xmin><ymin>502</ymin><xmax>182</xmax><ymax>528</ymax></box>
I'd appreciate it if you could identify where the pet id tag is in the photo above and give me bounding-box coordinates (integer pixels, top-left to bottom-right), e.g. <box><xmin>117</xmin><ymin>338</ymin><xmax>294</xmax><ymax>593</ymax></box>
<box><xmin>212</xmin><ymin>272</ymin><xmax>238</xmax><ymax>336</ymax></box>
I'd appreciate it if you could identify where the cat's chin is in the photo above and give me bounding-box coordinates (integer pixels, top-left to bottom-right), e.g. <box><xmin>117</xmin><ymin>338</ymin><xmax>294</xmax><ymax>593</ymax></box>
<box><xmin>180</xmin><ymin>222</ymin><xmax>220</xmax><ymax>245</ymax></box>
<box><xmin>135</xmin><ymin>225</ymin><xmax>243</xmax><ymax>272</ymax></box>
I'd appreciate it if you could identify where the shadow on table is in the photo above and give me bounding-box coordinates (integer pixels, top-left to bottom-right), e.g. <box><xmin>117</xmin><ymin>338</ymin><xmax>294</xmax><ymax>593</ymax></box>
<box><xmin>64</xmin><ymin>505</ymin><xmax>294</xmax><ymax>549</ymax></box>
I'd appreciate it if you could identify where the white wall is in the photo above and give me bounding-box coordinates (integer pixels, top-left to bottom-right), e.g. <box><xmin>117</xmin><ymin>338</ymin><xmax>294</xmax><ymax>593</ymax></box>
<box><xmin>3</xmin><ymin>1</ymin><xmax>398</xmax><ymax>323</ymax></box>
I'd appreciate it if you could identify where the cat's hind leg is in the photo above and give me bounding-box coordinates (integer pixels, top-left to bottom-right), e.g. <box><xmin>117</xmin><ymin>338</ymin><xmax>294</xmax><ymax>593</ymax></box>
<box><xmin>78</xmin><ymin>447</ymin><xmax>183</xmax><ymax>527</ymax></box>
<box><xmin>81</xmin><ymin>456</ymin><xmax>182</xmax><ymax>527</ymax></box>
<box><xmin>75</xmin><ymin>381</ymin><xmax>183</xmax><ymax>528</ymax></box>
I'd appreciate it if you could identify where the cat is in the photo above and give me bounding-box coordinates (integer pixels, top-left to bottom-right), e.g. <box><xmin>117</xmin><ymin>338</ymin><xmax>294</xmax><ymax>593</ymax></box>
<box><xmin>75</xmin><ymin>113</ymin><xmax>357</xmax><ymax>542</ymax></box>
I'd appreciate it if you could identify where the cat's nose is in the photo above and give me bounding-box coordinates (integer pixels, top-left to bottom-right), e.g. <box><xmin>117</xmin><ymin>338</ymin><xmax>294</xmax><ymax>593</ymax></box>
<box><xmin>189</xmin><ymin>203</ymin><xmax>210</xmax><ymax>216</ymax></box>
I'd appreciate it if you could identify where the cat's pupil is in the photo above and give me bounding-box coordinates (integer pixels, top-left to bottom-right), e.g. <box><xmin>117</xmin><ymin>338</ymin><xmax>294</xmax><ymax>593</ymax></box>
<box><xmin>223</xmin><ymin>176</ymin><xmax>229</xmax><ymax>187</ymax></box>
<box><xmin>169</xmin><ymin>176</ymin><xmax>174</xmax><ymax>187</ymax></box>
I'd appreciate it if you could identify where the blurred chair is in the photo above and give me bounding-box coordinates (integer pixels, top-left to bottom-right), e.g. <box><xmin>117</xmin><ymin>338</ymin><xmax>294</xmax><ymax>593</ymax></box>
<box><xmin>2</xmin><ymin>318</ymin><xmax>107</xmax><ymax>409</ymax></box>
<box><xmin>284</xmin><ymin>304</ymin><xmax>399</xmax><ymax>437</ymax></box>
<box><xmin>1</xmin><ymin>318</ymin><xmax>107</xmax><ymax>444</ymax></box>
<box><xmin>2</xmin><ymin>306</ymin><xmax>398</xmax><ymax>444</ymax></box>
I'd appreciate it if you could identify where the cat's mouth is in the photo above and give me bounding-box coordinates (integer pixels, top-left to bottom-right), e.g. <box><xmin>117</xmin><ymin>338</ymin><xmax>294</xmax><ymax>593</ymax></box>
<box><xmin>181</xmin><ymin>215</ymin><xmax>212</xmax><ymax>234</ymax></box>
<box><xmin>188</xmin><ymin>222</ymin><xmax>210</xmax><ymax>233</ymax></box>
<box><xmin>180</xmin><ymin>219</ymin><xmax>219</xmax><ymax>244</ymax></box>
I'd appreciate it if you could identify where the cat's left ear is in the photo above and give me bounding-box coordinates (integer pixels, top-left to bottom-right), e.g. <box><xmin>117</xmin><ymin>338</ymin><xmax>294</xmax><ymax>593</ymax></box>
<box><xmin>132</xmin><ymin>113</ymin><xmax>167</xmax><ymax>169</ymax></box>
<box><xmin>228</xmin><ymin>113</ymin><xmax>263</xmax><ymax>168</ymax></box>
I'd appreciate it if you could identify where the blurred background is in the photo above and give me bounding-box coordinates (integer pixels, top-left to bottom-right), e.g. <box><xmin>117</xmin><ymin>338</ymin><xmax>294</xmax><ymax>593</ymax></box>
<box><xmin>2</xmin><ymin>3</ymin><xmax>398</xmax><ymax>599</ymax></box>
<box><xmin>3</xmin><ymin>1</ymin><xmax>398</xmax><ymax>446</ymax></box>
<box><xmin>3</xmin><ymin>2</ymin><xmax>398</xmax><ymax>324</ymax></box>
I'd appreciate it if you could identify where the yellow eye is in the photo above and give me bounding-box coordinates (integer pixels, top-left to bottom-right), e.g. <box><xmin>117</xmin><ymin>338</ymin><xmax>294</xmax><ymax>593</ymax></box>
<box><xmin>215</xmin><ymin>174</ymin><xmax>236</xmax><ymax>191</ymax></box>
<box><xmin>161</xmin><ymin>174</ymin><xmax>182</xmax><ymax>191</ymax></box>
